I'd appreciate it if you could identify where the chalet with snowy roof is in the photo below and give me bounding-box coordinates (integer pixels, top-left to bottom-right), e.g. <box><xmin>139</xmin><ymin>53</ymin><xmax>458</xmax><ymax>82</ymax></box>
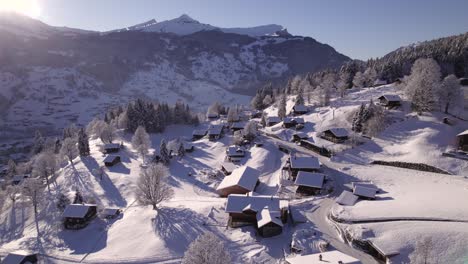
<box><xmin>291</xmin><ymin>104</ymin><xmax>308</xmax><ymax>115</ymax></box>
<box><xmin>286</xmin><ymin>250</ymin><xmax>361</xmax><ymax>264</ymax></box>
<box><xmin>373</xmin><ymin>79</ymin><xmax>387</xmax><ymax>87</ymax></box>
<box><xmin>377</xmin><ymin>94</ymin><xmax>401</xmax><ymax>107</ymax></box>
<box><xmin>62</xmin><ymin>204</ymin><xmax>97</xmax><ymax>229</ymax></box>
<box><xmin>336</xmin><ymin>191</ymin><xmax>359</xmax><ymax>206</ymax></box>
<box><xmin>192</xmin><ymin>129</ymin><xmax>207</xmax><ymax>140</ymax></box>
<box><xmin>353</xmin><ymin>185</ymin><xmax>377</xmax><ymax>200</ymax></box>
<box><xmin>351</xmin><ymin>182</ymin><xmax>380</xmax><ymax>193</ymax></box>
<box><xmin>103</xmin><ymin>155</ymin><xmax>121</xmax><ymax>167</ymax></box>
<box><xmin>457</xmin><ymin>130</ymin><xmax>468</xmax><ymax>151</ymax></box>
<box><xmin>249</xmin><ymin>110</ymin><xmax>262</xmax><ymax>119</ymax></box>
<box><xmin>11</xmin><ymin>174</ymin><xmax>30</xmax><ymax>185</ymax></box>
<box><xmin>225</xmin><ymin>192</ymin><xmax>288</xmax><ymax>235</ymax></box>
<box><xmin>207</xmin><ymin>113</ymin><xmax>219</xmax><ymax>120</ymax></box>
<box><xmin>292</xmin><ymin>132</ymin><xmax>308</xmax><ymax>142</ymax></box>
<box><xmin>283</xmin><ymin>117</ymin><xmax>296</xmax><ymax>128</ymax></box>
<box><xmin>321</xmin><ymin>128</ymin><xmax>349</xmax><ymax>143</ymax></box>
<box><xmin>221</xmin><ymin>162</ymin><xmax>237</xmax><ymax>175</ymax></box>
<box><xmin>230</xmin><ymin>122</ymin><xmax>244</xmax><ymax>132</ymax></box>
<box><xmin>2</xmin><ymin>250</ymin><xmax>38</xmax><ymax>264</ymax></box>
<box><xmin>216</xmin><ymin>166</ymin><xmax>260</xmax><ymax>197</ymax></box>
<box><xmin>208</xmin><ymin>125</ymin><xmax>224</xmax><ymax>141</ymax></box>
<box><xmin>294</xmin><ymin>171</ymin><xmax>326</xmax><ymax>196</ymax></box>
<box><xmin>226</xmin><ymin>145</ymin><xmax>246</xmax><ymax>162</ymax></box>
<box><xmin>266</xmin><ymin>116</ymin><xmax>281</xmax><ymax>126</ymax></box>
<box><xmin>183</xmin><ymin>142</ymin><xmax>194</xmax><ymax>152</ymax></box>
<box><xmin>103</xmin><ymin>143</ymin><xmax>121</xmax><ymax>154</ymax></box>
<box><xmin>102</xmin><ymin>208</ymin><xmax>122</xmax><ymax>219</ymax></box>
<box><xmin>288</xmin><ymin>155</ymin><xmax>321</xmax><ymax>179</ymax></box>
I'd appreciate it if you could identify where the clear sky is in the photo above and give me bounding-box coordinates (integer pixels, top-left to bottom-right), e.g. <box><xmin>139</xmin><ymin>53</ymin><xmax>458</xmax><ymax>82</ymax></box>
<box><xmin>12</xmin><ymin>0</ymin><xmax>468</xmax><ymax>60</ymax></box>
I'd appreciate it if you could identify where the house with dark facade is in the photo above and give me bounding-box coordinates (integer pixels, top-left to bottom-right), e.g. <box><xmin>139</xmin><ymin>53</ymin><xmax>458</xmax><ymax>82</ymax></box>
<box><xmin>321</xmin><ymin>128</ymin><xmax>349</xmax><ymax>143</ymax></box>
<box><xmin>103</xmin><ymin>143</ymin><xmax>121</xmax><ymax>154</ymax></box>
<box><xmin>104</xmin><ymin>155</ymin><xmax>121</xmax><ymax>167</ymax></box>
<box><xmin>226</xmin><ymin>145</ymin><xmax>246</xmax><ymax>162</ymax></box>
<box><xmin>457</xmin><ymin>130</ymin><xmax>468</xmax><ymax>151</ymax></box>
<box><xmin>266</xmin><ymin>116</ymin><xmax>281</xmax><ymax>126</ymax></box>
<box><xmin>288</xmin><ymin>155</ymin><xmax>321</xmax><ymax>179</ymax></box>
<box><xmin>62</xmin><ymin>204</ymin><xmax>97</xmax><ymax>229</ymax></box>
<box><xmin>2</xmin><ymin>251</ymin><xmax>38</xmax><ymax>264</ymax></box>
<box><xmin>216</xmin><ymin>166</ymin><xmax>260</xmax><ymax>197</ymax></box>
<box><xmin>192</xmin><ymin>129</ymin><xmax>207</xmax><ymax>140</ymax></box>
<box><xmin>377</xmin><ymin>94</ymin><xmax>401</xmax><ymax>107</ymax></box>
<box><xmin>208</xmin><ymin>125</ymin><xmax>224</xmax><ymax>141</ymax></box>
<box><xmin>294</xmin><ymin>171</ymin><xmax>326</xmax><ymax>196</ymax></box>
<box><xmin>291</xmin><ymin>104</ymin><xmax>308</xmax><ymax>115</ymax></box>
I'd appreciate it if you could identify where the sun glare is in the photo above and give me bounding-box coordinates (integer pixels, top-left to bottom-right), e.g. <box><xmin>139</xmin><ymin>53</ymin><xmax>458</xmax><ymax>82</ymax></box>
<box><xmin>0</xmin><ymin>0</ymin><xmax>41</xmax><ymax>18</ymax></box>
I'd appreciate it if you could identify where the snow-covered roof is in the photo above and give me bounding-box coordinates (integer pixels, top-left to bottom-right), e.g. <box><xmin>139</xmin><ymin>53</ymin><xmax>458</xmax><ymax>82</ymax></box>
<box><xmin>293</xmin><ymin>132</ymin><xmax>309</xmax><ymax>139</ymax></box>
<box><xmin>230</xmin><ymin>122</ymin><xmax>244</xmax><ymax>129</ymax></box>
<box><xmin>2</xmin><ymin>250</ymin><xmax>35</xmax><ymax>264</ymax></box>
<box><xmin>103</xmin><ymin>155</ymin><xmax>120</xmax><ymax>163</ymax></box>
<box><xmin>104</xmin><ymin>143</ymin><xmax>120</xmax><ymax>149</ymax></box>
<box><xmin>103</xmin><ymin>208</ymin><xmax>120</xmax><ymax>216</ymax></box>
<box><xmin>283</xmin><ymin>117</ymin><xmax>294</xmax><ymax>124</ymax></box>
<box><xmin>226</xmin><ymin>146</ymin><xmax>245</xmax><ymax>157</ymax></box>
<box><xmin>192</xmin><ymin>129</ymin><xmax>207</xmax><ymax>136</ymax></box>
<box><xmin>289</xmin><ymin>156</ymin><xmax>320</xmax><ymax>170</ymax></box>
<box><xmin>353</xmin><ymin>185</ymin><xmax>377</xmax><ymax>199</ymax></box>
<box><xmin>207</xmin><ymin>113</ymin><xmax>219</xmax><ymax>118</ymax></box>
<box><xmin>63</xmin><ymin>204</ymin><xmax>96</xmax><ymax>218</ymax></box>
<box><xmin>352</xmin><ymin>182</ymin><xmax>379</xmax><ymax>192</ymax></box>
<box><xmin>208</xmin><ymin>125</ymin><xmax>223</xmax><ymax>135</ymax></box>
<box><xmin>336</xmin><ymin>191</ymin><xmax>359</xmax><ymax>206</ymax></box>
<box><xmin>325</xmin><ymin>128</ymin><xmax>349</xmax><ymax>138</ymax></box>
<box><xmin>267</xmin><ymin>116</ymin><xmax>281</xmax><ymax>123</ymax></box>
<box><xmin>225</xmin><ymin>193</ymin><xmax>281</xmax><ymax>213</ymax></box>
<box><xmin>294</xmin><ymin>117</ymin><xmax>305</xmax><ymax>124</ymax></box>
<box><xmin>216</xmin><ymin>166</ymin><xmax>259</xmax><ymax>192</ymax></box>
<box><xmin>183</xmin><ymin>142</ymin><xmax>194</xmax><ymax>150</ymax></box>
<box><xmin>457</xmin><ymin>130</ymin><xmax>468</xmax><ymax>137</ymax></box>
<box><xmin>286</xmin><ymin>250</ymin><xmax>361</xmax><ymax>264</ymax></box>
<box><xmin>221</xmin><ymin>162</ymin><xmax>237</xmax><ymax>173</ymax></box>
<box><xmin>293</xmin><ymin>104</ymin><xmax>308</xmax><ymax>112</ymax></box>
<box><xmin>378</xmin><ymin>94</ymin><xmax>401</xmax><ymax>102</ymax></box>
<box><xmin>374</xmin><ymin>79</ymin><xmax>387</xmax><ymax>86</ymax></box>
<box><xmin>256</xmin><ymin>207</ymin><xmax>283</xmax><ymax>228</ymax></box>
<box><xmin>294</xmin><ymin>172</ymin><xmax>325</xmax><ymax>189</ymax></box>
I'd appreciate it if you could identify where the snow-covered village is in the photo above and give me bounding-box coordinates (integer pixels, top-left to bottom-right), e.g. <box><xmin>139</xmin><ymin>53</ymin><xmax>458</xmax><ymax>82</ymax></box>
<box><xmin>0</xmin><ymin>1</ymin><xmax>467</xmax><ymax>264</ymax></box>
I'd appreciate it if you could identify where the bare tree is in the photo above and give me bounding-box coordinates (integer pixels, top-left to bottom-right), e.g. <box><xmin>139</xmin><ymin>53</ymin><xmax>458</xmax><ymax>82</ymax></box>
<box><xmin>60</xmin><ymin>137</ymin><xmax>78</xmax><ymax>166</ymax></box>
<box><xmin>182</xmin><ymin>232</ymin><xmax>231</xmax><ymax>264</ymax></box>
<box><xmin>22</xmin><ymin>178</ymin><xmax>43</xmax><ymax>218</ymax></box>
<box><xmin>6</xmin><ymin>185</ymin><xmax>21</xmax><ymax>203</ymax></box>
<box><xmin>136</xmin><ymin>164</ymin><xmax>173</xmax><ymax>210</ymax></box>
<box><xmin>132</xmin><ymin>126</ymin><xmax>151</xmax><ymax>163</ymax></box>
<box><xmin>32</xmin><ymin>152</ymin><xmax>57</xmax><ymax>192</ymax></box>
<box><xmin>412</xmin><ymin>237</ymin><xmax>436</xmax><ymax>264</ymax></box>
<box><xmin>243</xmin><ymin>121</ymin><xmax>258</xmax><ymax>141</ymax></box>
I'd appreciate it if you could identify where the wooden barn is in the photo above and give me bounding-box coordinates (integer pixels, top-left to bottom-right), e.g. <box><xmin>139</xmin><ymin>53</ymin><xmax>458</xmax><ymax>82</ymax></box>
<box><xmin>377</xmin><ymin>94</ymin><xmax>401</xmax><ymax>107</ymax></box>
<box><xmin>292</xmin><ymin>132</ymin><xmax>308</xmax><ymax>143</ymax></box>
<box><xmin>2</xmin><ymin>251</ymin><xmax>38</xmax><ymax>264</ymax></box>
<box><xmin>226</xmin><ymin>145</ymin><xmax>246</xmax><ymax>162</ymax></box>
<box><xmin>104</xmin><ymin>155</ymin><xmax>121</xmax><ymax>167</ymax></box>
<box><xmin>221</xmin><ymin>162</ymin><xmax>237</xmax><ymax>175</ymax></box>
<box><xmin>288</xmin><ymin>155</ymin><xmax>321</xmax><ymax>179</ymax></box>
<box><xmin>294</xmin><ymin>171</ymin><xmax>326</xmax><ymax>196</ymax></box>
<box><xmin>457</xmin><ymin>130</ymin><xmax>468</xmax><ymax>151</ymax></box>
<box><xmin>207</xmin><ymin>113</ymin><xmax>219</xmax><ymax>120</ymax></box>
<box><xmin>192</xmin><ymin>129</ymin><xmax>207</xmax><ymax>140</ymax></box>
<box><xmin>282</xmin><ymin>117</ymin><xmax>296</xmax><ymax>128</ymax></box>
<box><xmin>216</xmin><ymin>166</ymin><xmax>260</xmax><ymax>197</ymax></box>
<box><xmin>225</xmin><ymin>192</ymin><xmax>288</xmax><ymax>237</ymax></box>
<box><xmin>102</xmin><ymin>208</ymin><xmax>122</xmax><ymax>219</ymax></box>
<box><xmin>230</xmin><ymin>122</ymin><xmax>244</xmax><ymax>132</ymax></box>
<box><xmin>208</xmin><ymin>125</ymin><xmax>224</xmax><ymax>141</ymax></box>
<box><xmin>103</xmin><ymin>143</ymin><xmax>121</xmax><ymax>154</ymax></box>
<box><xmin>266</xmin><ymin>116</ymin><xmax>281</xmax><ymax>126</ymax></box>
<box><xmin>373</xmin><ymin>79</ymin><xmax>387</xmax><ymax>87</ymax></box>
<box><xmin>353</xmin><ymin>185</ymin><xmax>378</xmax><ymax>200</ymax></box>
<box><xmin>62</xmin><ymin>204</ymin><xmax>97</xmax><ymax>229</ymax></box>
<box><xmin>321</xmin><ymin>128</ymin><xmax>349</xmax><ymax>143</ymax></box>
<box><xmin>183</xmin><ymin>142</ymin><xmax>195</xmax><ymax>153</ymax></box>
<box><xmin>291</xmin><ymin>104</ymin><xmax>308</xmax><ymax>115</ymax></box>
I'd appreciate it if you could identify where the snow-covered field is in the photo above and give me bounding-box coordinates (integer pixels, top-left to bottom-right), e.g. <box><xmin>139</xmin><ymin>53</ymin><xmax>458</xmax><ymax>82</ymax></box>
<box><xmin>1</xmin><ymin>84</ymin><xmax>467</xmax><ymax>263</ymax></box>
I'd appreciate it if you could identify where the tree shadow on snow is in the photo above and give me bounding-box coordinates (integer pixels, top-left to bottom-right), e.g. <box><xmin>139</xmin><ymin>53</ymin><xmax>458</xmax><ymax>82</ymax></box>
<box><xmin>153</xmin><ymin>207</ymin><xmax>209</xmax><ymax>255</ymax></box>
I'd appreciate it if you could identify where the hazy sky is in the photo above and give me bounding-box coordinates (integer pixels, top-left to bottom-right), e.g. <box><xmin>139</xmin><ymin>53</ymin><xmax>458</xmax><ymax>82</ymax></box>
<box><xmin>31</xmin><ymin>0</ymin><xmax>468</xmax><ymax>60</ymax></box>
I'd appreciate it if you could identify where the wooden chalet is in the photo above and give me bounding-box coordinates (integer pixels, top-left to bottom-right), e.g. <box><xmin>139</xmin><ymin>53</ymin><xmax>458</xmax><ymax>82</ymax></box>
<box><xmin>288</xmin><ymin>155</ymin><xmax>321</xmax><ymax>179</ymax></box>
<box><xmin>291</xmin><ymin>104</ymin><xmax>308</xmax><ymax>115</ymax></box>
<box><xmin>102</xmin><ymin>208</ymin><xmax>122</xmax><ymax>219</ymax></box>
<box><xmin>2</xmin><ymin>251</ymin><xmax>38</xmax><ymax>264</ymax></box>
<box><xmin>208</xmin><ymin>125</ymin><xmax>224</xmax><ymax>141</ymax></box>
<box><xmin>103</xmin><ymin>143</ymin><xmax>121</xmax><ymax>154</ymax></box>
<box><xmin>336</xmin><ymin>190</ymin><xmax>359</xmax><ymax>206</ymax></box>
<box><xmin>183</xmin><ymin>142</ymin><xmax>195</xmax><ymax>153</ymax></box>
<box><xmin>373</xmin><ymin>79</ymin><xmax>387</xmax><ymax>87</ymax></box>
<box><xmin>292</xmin><ymin>132</ymin><xmax>308</xmax><ymax>142</ymax></box>
<box><xmin>221</xmin><ymin>162</ymin><xmax>237</xmax><ymax>175</ymax></box>
<box><xmin>207</xmin><ymin>113</ymin><xmax>219</xmax><ymax>120</ymax></box>
<box><xmin>377</xmin><ymin>94</ymin><xmax>401</xmax><ymax>107</ymax></box>
<box><xmin>321</xmin><ymin>128</ymin><xmax>349</xmax><ymax>143</ymax></box>
<box><xmin>230</xmin><ymin>122</ymin><xmax>244</xmax><ymax>132</ymax></box>
<box><xmin>225</xmin><ymin>192</ymin><xmax>288</xmax><ymax>237</ymax></box>
<box><xmin>353</xmin><ymin>185</ymin><xmax>377</xmax><ymax>200</ymax></box>
<box><xmin>216</xmin><ymin>166</ymin><xmax>260</xmax><ymax>197</ymax></box>
<box><xmin>226</xmin><ymin>145</ymin><xmax>246</xmax><ymax>162</ymax></box>
<box><xmin>266</xmin><ymin>116</ymin><xmax>281</xmax><ymax>126</ymax></box>
<box><xmin>192</xmin><ymin>129</ymin><xmax>207</xmax><ymax>140</ymax></box>
<box><xmin>104</xmin><ymin>155</ymin><xmax>121</xmax><ymax>167</ymax></box>
<box><xmin>294</xmin><ymin>171</ymin><xmax>326</xmax><ymax>196</ymax></box>
<box><xmin>62</xmin><ymin>204</ymin><xmax>97</xmax><ymax>229</ymax></box>
<box><xmin>457</xmin><ymin>130</ymin><xmax>468</xmax><ymax>151</ymax></box>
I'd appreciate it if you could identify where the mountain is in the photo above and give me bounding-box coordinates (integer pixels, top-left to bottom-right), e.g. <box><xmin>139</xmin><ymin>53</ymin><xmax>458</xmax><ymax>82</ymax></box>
<box><xmin>110</xmin><ymin>14</ymin><xmax>286</xmax><ymax>37</ymax></box>
<box><xmin>0</xmin><ymin>13</ymin><xmax>350</xmax><ymax>143</ymax></box>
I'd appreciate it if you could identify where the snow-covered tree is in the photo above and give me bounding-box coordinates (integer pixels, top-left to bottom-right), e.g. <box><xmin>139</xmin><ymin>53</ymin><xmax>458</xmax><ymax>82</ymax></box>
<box><xmin>31</xmin><ymin>130</ymin><xmax>45</xmax><ymax>155</ymax></box>
<box><xmin>32</xmin><ymin>152</ymin><xmax>57</xmax><ymax>192</ymax></box>
<box><xmin>207</xmin><ymin>102</ymin><xmax>221</xmax><ymax>117</ymax></box>
<box><xmin>338</xmin><ymin>71</ymin><xmax>350</xmax><ymax>97</ymax></box>
<box><xmin>159</xmin><ymin>139</ymin><xmax>170</xmax><ymax>165</ymax></box>
<box><xmin>77</xmin><ymin>128</ymin><xmax>90</xmax><ymax>156</ymax></box>
<box><xmin>178</xmin><ymin>142</ymin><xmax>186</xmax><ymax>158</ymax></box>
<box><xmin>278</xmin><ymin>94</ymin><xmax>287</xmax><ymax>119</ymax></box>
<box><xmin>226</xmin><ymin>107</ymin><xmax>239</xmax><ymax>123</ymax></box>
<box><xmin>132</xmin><ymin>126</ymin><xmax>151</xmax><ymax>162</ymax></box>
<box><xmin>262</xmin><ymin>94</ymin><xmax>273</xmax><ymax>106</ymax></box>
<box><xmin>405</xmin><ymin>58</ymin><xmax>441</xmax><ymax>113</ymax></box>
<box><xmin>352</xmin><ymin>71</ymin><xmax>366</xmax><ymax>88</ymax></box>
<box><xmin>296</xmin><ymin>87</ymin><xmax>305</xmax><ymax>105</ymax></box>
<box><xmin>6</xmin><ymin>185</ymin><xmax>20</xmax><ymax>203</ymax></box>
<box><xmin>243</xmin><ymin>121</ymin><xmax>258</xmax><ymax>141</ymax></box>
<box><xmin>63</xmin><ymin>123</ymin><xmax>78</xmax><ymax>140</ymax></box>
<box><xmin>60</xmin><ymin>137</ymin><xmax>78</xmax><ymax>166</ymax></box>
<box><xmin>437</xmin><ymin>74</ymin><xmax>463</xmax><ymax>114</ymax></box>
<box><xmin>73</xmin><ymin>190</ymin><xmax>84</xmax><ymax>204</ymax></box>
<box><xmin>231</xmin><ymin>130</ymin><xmax>244</xmax><ymax>146</ymax></box>
<box><xmin>56</xmin><ymin>192</ymin><xmax>71</xmax><ymax>212</ymax></box>
<box><xmin>100</xmin><ymin>123</ymin><xmax>116</xmax><ymax>143</ymax></box>
<box><xmin>182</xmin><ymin>232</ymin><xmax>231</xmax><ymax>264</ymax></box>
<box><xmin>22</xmin><ymin>178</ymin><xmax>43</xmax><ymax>218</ymax></box>
<box><xmin>136</xmin><ymin>164</ymin><xmax>173</xmax><ymax>210</ymax></box>
<box><xmin>362</xmin><ymin>67</ymin><xmax>377</xmax><ymax>87</ymax></box>
<box><xmin>352</xmin><ymin>103</ymin><xmax>366</xmax><ymax>133</ymax></box>
<box><xmin>364</xmin><ymin>105</ymin><xmax>386</xmax><ymax>137</ymax></box>
<box><xmin>6</xmin><ymin>159</ymin><xmax>16</xmax><ymax>178</ymax></box>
